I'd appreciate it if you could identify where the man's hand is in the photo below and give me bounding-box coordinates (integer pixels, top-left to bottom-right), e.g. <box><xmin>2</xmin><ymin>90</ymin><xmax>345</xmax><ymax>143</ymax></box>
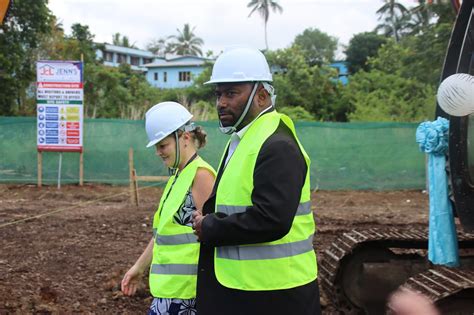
<box><xmin>388</xmin><ymin>290</ymin><xmax>439</xmax><ymax>315</ymax></box>
<box><xmin>192</xmin><ymin>210</ymin><xmax>205</xmax><ymax>241</ymax></box>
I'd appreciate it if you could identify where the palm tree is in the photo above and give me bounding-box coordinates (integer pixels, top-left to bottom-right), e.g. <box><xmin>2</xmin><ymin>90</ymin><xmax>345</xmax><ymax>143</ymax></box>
<box><xmin>112</xmin><ymin>33</ymin><xmax>136</xmax><ymax>48</ymax></box>
<box><xmin>407</xmin><ymin>0</ymin><xmax>433</xmax><ymax>34</ymax></box>
<box><xmin>167</xmin><ymin>24</ymin><xmax>204</xmax><ymax>56</ymax></box>
<box><xmin>146</xmin><ymin>37</ymin><xmax>169</xmax><ymax>57</ymax></box>
<box><xmin>376</xmin><ymin>0</ymin><xmax>409</xmax><ymax>42</ymax></box>
<box><xmin>247</xmin><ymin>0</ymin><xmax>283</xmax><ymax>50</ymax></box>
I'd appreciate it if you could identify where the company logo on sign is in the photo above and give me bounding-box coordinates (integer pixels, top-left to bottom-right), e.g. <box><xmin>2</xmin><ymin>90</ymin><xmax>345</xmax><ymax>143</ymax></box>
<box><xmin>39</xmin><ymin>65</ymin><xmax>55</xmax><ymax>76</ymax></box>
<box><xmin>37</xmin><ymin>62</ymin><xmax>81</xmax><ymax>82</ymax></box>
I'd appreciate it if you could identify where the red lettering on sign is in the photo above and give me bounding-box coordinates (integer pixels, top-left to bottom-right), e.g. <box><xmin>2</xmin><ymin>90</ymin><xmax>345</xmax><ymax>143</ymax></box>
<box><xmin>66</xmin><ymin>138</ymin><xmax>80</xmax><ymax>144</ymax></box>
<box><xmin>66</xmin><ymin>130</ymin><xmax>80</xmax><ymax>137</ymax></box>
<box><xmin>66</xmin><ymin>130</ymin><xmax>79</xmax><ymax>137</ymax></box>
<box><xmin>66</xmin><ymin>122</ymin><xmax>80</xmax><ymax>129</ymax></box>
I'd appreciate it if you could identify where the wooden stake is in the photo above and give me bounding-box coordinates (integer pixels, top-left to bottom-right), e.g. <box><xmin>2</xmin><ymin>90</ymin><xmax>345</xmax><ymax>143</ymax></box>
<box><xmin>37</xmin><ymin>151</ymin><xmax>42</xmax><ymax>188</ymax></box>
<box><xmin>79</xmin><ymin>151</ymin><xmax>84</xmax><ymax>186</ymax></box>
<box><xmin>129</xmin><ymin>148</ymin><xmax>134</xmax><ymax>205</ymax></box>
<box><xmin>133</xmin><ymin>169</ymin><xmax>139</xmax><ymax>207</ymax></box>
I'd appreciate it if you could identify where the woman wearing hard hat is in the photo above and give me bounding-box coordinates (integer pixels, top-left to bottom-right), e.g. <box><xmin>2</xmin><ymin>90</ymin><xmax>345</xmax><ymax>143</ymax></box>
<box><xmin>121</xmin><ymin>101</ymin><xmax>216</xmax><ymax>315</ymax></box>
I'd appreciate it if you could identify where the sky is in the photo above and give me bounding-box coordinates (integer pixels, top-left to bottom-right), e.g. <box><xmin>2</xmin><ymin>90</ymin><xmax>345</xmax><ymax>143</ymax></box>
<box><xmin>48</xmin><ymin>0</ymin><xmax>417</xmax><ymax>58</ymax></box>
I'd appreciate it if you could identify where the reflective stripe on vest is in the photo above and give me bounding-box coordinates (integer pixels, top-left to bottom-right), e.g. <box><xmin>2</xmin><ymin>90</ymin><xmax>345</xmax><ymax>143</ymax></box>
<box><xmin>217</xmin><ymin>234</ymin><xmax>314</xmax><ymax>260</ymax></box>
<box><xmin>154</xmin><ymin>232</ymin><xmax>197</xmax><ymax>245</ymax></box>
<box><xmin>150</xmin><ymin>263</ymin><xmax>197</xmax><ymax>275</ymax></box>
<box><xmin>216</xmin><ymin>201</ymin><xmax>312</xmax><ymax>216</ymax></box>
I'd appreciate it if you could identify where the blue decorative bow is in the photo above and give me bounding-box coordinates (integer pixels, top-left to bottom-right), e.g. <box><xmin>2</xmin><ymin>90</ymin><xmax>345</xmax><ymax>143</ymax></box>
<box><xmin>416</xmin><ymin>117</ymin><xmax>459</xmax><ymax>267</ymax></box>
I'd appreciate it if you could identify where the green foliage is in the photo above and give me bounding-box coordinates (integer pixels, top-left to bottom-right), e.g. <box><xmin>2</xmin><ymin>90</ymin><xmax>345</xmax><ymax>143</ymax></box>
<box><xmin>84</xmin><ymin>63</ymin><xmax>175</xmax><ymax>119</ymax></box>
<box><xmin>293</xmin><ymin>28</ymin><xmax>338</xmax><ymax>66</ymax></box>
<box><xmin>278</xmin><ymin>106</ymin><xmax>314</xmax><ymax>121</ymax></box>
<box><xmin>190</xmin><ymin>100</ymin><xmax>217</xmax><ymax>121</ymax></box>
<box><xmin>0</xmin><ymin>0</ymin><xmax>52</xmax><ymax>115</ymax></box>
<box><xmin>265</xmin><ymin>46</ymin><xmax>347</xmax><ymax>121</ymax></box>
<box><xmin>70</xmin><ymin>23</ymin><xmax>98</xmax><ymax>64</ymax></box>
<box><xmin>168</xmin><ymin>24</ymin><xmax>204</xmax><ymax>56</ymax></box>
<box><xmin>369</xmin><ymin>22</ymin><xmax>451</xmax><ymax>86</ymax></box>
<box><xmin>112</xmin><ymin>33</ymin><xmax>136</xmax><ymax>48</ymax></box>
<box><xmin>186</xmin><ymin>65</ymin><xmax>215</xmax><ymax>103</ymax></box>
<box><xmin>146</xmin><ymin>37</ymin><xmax>169</xmax><ymax>56</ymax></box>
<box><xmin>343</xmin><ymin>3</ymin><xmax>454</xmax><ymax>123</ymax></box>
<box><xmin>345</xmin><ymin>32</ymin><xmax>387</xmax><ymax>73</ymax></box>
<box><xmin>343</xmin><ymin>70</ymin><xmax>435</xmax><ymax>122</ymax></box>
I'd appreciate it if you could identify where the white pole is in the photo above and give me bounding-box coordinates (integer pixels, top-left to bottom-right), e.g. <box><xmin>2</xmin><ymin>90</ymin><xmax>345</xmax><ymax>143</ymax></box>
<box><xmin>58</xmin><ymin>152</ymin><xmax>62</xmax><ymax>189</ymax></box>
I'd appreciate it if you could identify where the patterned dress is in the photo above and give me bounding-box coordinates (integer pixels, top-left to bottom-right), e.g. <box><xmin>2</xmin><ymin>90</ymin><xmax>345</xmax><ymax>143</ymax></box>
<box><xmin>148</xmin><ymin>189</ymin><xmax>197</xmax><ymax>315</ymax></box>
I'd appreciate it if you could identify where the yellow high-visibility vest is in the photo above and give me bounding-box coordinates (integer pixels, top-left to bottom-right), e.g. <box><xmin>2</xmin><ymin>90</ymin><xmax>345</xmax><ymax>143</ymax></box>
<box><xmin>150</xmin><ymin>156</ymin><xmax>215</xmax><ymax>298</ymax></box>
<box><xmin>214</xmin><ymin>111</ymin><xmax>317</xmax><ymax>290</ymax></box>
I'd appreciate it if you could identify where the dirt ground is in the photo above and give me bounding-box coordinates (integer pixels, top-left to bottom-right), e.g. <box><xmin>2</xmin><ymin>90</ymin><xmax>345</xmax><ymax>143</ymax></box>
<box><xmin>0</xmin><ymin>184</ymin><xmax>430</xmax><ymax>314</ymax></box>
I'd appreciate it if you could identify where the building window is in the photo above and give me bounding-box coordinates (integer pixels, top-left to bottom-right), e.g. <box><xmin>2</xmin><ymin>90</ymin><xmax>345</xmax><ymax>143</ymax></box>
<box><xmin>130</xmin><ymin>56</ymin><xmax>140</xmax><ymax>66</ymax></box>
<box><xmin>104</xmin><ymin>51</ymin><xmax>113</xmax><ymax>62</ymax></box>
<box><xmin>143</xmin><ymin>58</ymin><xmax>153</xmax><ymax>64</ymax></box>
<box><xmin>117</xmin><ymin>53</ymin><xmax>127</xmax><ymax>64</ymax></box>
<box><xmin>179</xmin><ymin>71</ymin><xmax>191</xmax><ymax>82</ymax></box>
<box><xmin>164</xmin><ymin>72</ymin><xmax>167</xmax><ymax>82</ymax></box>
<box><xmin>154</xmin><ymin>73</ymin><xmax>158</xmax><ymax>81</ymax></box>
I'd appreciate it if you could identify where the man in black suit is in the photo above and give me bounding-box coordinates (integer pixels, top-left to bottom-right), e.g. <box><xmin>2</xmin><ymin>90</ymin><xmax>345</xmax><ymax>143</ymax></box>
<box><xmin>192</xmin><ymin>47</ymin><xmax>321</xmax><ymax>315</ymax></box>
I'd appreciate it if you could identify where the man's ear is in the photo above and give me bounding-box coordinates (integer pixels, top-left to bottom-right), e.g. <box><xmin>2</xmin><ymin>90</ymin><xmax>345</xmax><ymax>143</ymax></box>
<box><xmin>256</xmin><ymin>87</ymin><xmax>269</xmax><ymax>107</ymax></box>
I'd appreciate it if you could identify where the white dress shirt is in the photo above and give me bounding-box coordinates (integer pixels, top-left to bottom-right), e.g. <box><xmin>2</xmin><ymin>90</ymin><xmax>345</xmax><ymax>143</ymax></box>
<box><xmin>224</xmin><ymin>106</ymin><xmax>273</xmax><ymax>166</ymax></box>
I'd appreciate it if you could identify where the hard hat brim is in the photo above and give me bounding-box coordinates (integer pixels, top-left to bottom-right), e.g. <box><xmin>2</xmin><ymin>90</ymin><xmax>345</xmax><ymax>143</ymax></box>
<box><xmin>146</xmin><ymin>136</ymin><xmax>165</xmax><ymax>148</ymax></box>
<box><xmin>204</xmin><ymin>78</ymin><xmax>273</xmax><ymax>85</ymax></box>
<box><xmin>145</xmin><ymin>119</ymin><xmax>192</xmax><ymax>148</ymax></box>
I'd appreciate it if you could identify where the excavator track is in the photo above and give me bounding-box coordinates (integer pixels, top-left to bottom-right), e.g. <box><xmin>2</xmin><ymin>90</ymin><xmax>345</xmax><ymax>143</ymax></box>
<box><xmin>320</xmin><ymin>228</ymin><xmax>474</xmax><ymax>314</ymax></box>
<box><xmin>396</xmin><ymin>266</ymin><xmax>474</xmax><ymax>313</ymax></box>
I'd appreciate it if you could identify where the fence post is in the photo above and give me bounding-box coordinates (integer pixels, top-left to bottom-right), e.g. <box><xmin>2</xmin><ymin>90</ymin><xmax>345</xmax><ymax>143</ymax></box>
<box><xmin>129</xmin><ymin>148</ymin><xmax>139</xmax><ymax>207</ymax></box>
<box><xmin>37</xmin><ymin>151</ymin><xmax>42</xmax><ymax>188</ymax></box>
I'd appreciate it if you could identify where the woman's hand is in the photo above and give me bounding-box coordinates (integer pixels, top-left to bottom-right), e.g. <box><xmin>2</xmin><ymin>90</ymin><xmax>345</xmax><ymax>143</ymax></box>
<box><xmin>121</xmin><ymin>264</ymin><xmax>144</xmax><ymax>296</ymax></box>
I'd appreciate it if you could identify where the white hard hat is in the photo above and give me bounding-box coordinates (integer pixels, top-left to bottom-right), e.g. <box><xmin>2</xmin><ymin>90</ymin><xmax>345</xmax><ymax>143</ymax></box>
<box><xmin>145</xmin><ymin>102</ymin><xmax>193</xmax><ymax>148</ymax></box>
<box><xmin>437</xmin><ymin>73</ymin><xmax>474</xmax><ymax>116</ymax></box>
<box><xmin>205</xmin><ymin>47</ymin><xmax>272</xmax><ymax>84</ymax></box>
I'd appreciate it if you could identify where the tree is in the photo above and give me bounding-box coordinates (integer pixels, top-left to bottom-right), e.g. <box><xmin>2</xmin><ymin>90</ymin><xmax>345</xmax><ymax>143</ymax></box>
<box><xmin>292</xmin><ymin>27</ymin><xmax>338</xmax><ymax>66</ymax></box>
<box><xmin>247</xmin><ymin>0</ymin><xmax>283</xmax><ymax>50</ymax></box>
<box><xmin>0</xmin><ymin>0</ymin><xmax>52</xmax><ymax>115</ymax></box>
<box><xmin>112</xmin><ymin>32</ymin><xmax>136</xmax><ymax>48</ymax></box>
<box><xmin>345</xmin><ymin>32</ymin><xmax>387</xmax><ymax>73</ymax></box>
<box><xmin>403</xmin><ymin>1</ymin><xmax>455</xmax><ymax>35</ymax></box>
<box><xmin>167</xmin><ymin>24</ymin><xmax>204</xmax><ymax>56</ymax></box>
<box><xmin>70</xmin><ymin>23</ymin><xmax>98</xmax><ymax>64</ymax></box>
<box><xmin>146</xmin><ymin>37</ymin><xmax>169</xmax><ymax>56</ymax></box>
<box><xmin>369</xmin><ymin>22</ymin><xmax>452</xmax><ymax>86</ymax></box>
<box><xmin>375</xmin><ymin>0</ymin><xmax>409</xmax><ymax>42</ymax></box>
<box><xmin>265</xmin><ymin>46</ymin><xmax>347</xmax><ymax>121</ymax></box>
<box><xmin>343</xmin><ymin>70</ymin><xmax>435</xmax><ymax>122</ymax></box>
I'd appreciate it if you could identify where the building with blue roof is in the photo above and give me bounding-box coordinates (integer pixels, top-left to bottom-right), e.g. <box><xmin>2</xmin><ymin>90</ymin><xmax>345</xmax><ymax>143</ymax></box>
<box><xmin>96</xmin><ymin>44</ymin><xmax>155</xmax><ymax>72</ymax></box>
<box><xmin>144</xmin><ymin>56</ymin><xmax>211</xmax><ymax>89</ymax></box>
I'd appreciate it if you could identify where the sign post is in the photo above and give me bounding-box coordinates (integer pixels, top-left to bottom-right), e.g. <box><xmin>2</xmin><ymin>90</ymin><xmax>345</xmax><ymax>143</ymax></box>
<box><xmin>36</xmin><ymin>60</ymin><xmax>84</xmax><ymax>187</ymax></box>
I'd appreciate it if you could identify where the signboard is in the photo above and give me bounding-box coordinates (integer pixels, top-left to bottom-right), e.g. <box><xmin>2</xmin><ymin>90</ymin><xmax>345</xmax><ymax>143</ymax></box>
<box><xmin>36</xmin><ymin>61</ymin><xmax>83</xmax><ymax>152</ymax></box>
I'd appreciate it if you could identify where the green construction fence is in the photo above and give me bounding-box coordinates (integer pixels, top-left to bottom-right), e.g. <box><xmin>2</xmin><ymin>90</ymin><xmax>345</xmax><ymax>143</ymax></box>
<box><xmin>0</xmin><ymin>116</ymin><xmax>425</xmax><ymax>190</ymax></box>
